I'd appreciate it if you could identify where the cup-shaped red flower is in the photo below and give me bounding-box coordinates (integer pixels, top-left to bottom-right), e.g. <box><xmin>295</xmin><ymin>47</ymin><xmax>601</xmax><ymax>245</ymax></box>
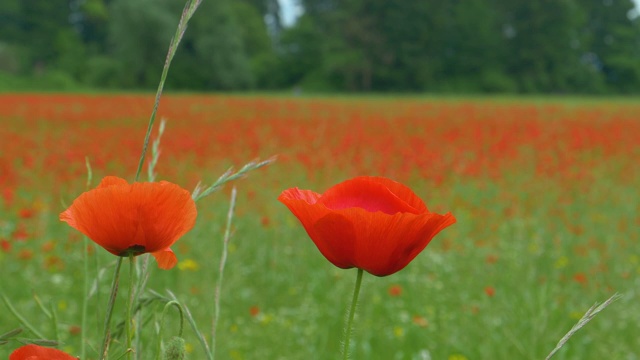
<box><xmin>10</xmin><ymin>344</ymin><xmax>76</xmax><ymax>360</ymax></box>
<box><xmin>278</xmin><ymin>176</ymin><xmax>456</xmax><ymax>276</ymax></box>
<box><xmin>60</xmin><ymin>176</ymin><xmax>197</xmax><ymax>269</ymax></box>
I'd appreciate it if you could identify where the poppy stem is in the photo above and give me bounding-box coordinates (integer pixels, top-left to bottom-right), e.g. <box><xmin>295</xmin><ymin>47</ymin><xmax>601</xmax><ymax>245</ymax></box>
<box><xmin>126</xmin><ymin>253</ymin><xmax>135</xmax><ymax>359</ymax></box>
<box><xmin>81</xmin><ymin>238</ymin><xmax>89</xmax><ymax>360</ymax></box>
<box><xmin>342</xmin><ymin>268</ymin><xmax>364</xmax><ymax>360</ymax></box>
<box><xmin>100</xmin><ymin>257</ymin><xmax>124</xmax><ymax>360</ymax></box>
<box><xmin>81</xmin><ymin>157</ymin><xmax>92</xmax><ymax>360</ymax></box>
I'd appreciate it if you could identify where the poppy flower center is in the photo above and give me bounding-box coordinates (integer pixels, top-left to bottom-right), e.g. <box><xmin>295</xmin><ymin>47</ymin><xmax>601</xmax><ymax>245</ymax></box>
<box><xmin>118</xmin><ymin>244</ymin><xmax>146</xmax><ymax>257</ymax></box>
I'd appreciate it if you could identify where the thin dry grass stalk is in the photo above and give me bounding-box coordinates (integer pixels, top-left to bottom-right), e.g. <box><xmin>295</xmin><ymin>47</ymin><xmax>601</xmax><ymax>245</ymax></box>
<box><xmin>545</xmin><ymin>293</ymin><xmax>622</xmax><ymax>360</ymax></box>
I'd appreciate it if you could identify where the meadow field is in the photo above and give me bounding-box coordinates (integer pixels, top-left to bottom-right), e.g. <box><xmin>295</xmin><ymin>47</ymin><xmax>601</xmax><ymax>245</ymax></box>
<box><xmin>0</xmin><ymin>94</ymin><xmax>638</xmax><ymax>359</ymax></box>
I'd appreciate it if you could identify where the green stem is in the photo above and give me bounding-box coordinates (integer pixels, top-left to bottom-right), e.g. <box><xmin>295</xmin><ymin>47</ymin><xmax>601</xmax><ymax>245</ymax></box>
<box><xmin>82</xmin><ymin>158</ymin><xmax>92</xmax><ymax>360</ymax></box>
<box><xmin>126</xmin><ymin>254</ymin><xmax>135</xmax><ymax>359</ymax></box>
<box><xmin>342</xmin><ymin>268</ymin><xmax>364</xmax><ymax>360</ymax></box>
<box><xmin>100</xmin><ymin>257</ymin><xmax>124</xmax><ymax>360</ymax></box>
<box><xmin>81</xmin><ymin>238</ymin><xmax>89</xmax><ymax>359</ymax></box>
<box><xmin>50</xmin><ymin>302</ymin><xmax>59</xmax><ymax>345</ymax></box>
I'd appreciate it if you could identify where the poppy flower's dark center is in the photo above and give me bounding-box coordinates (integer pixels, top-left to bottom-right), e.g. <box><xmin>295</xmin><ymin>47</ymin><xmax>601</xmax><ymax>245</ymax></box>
<box><xmin>118</xmin><ymin>245</ymin><xmax>146</xmax><ymax>257</ymax></box>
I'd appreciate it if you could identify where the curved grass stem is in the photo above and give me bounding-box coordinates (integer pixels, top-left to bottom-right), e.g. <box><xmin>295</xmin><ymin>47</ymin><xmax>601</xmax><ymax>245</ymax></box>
<box><xmin>156</xmin><ymin>301</ymin><xmax>185</xmax><ymax>360</ymax></box>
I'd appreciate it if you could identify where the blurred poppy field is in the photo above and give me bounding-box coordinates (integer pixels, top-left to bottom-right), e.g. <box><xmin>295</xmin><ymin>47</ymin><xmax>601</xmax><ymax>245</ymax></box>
<box><xmin>0</xmin><ymin>94</ymin><xmax>638</xmax><ymax>359</ymax></box>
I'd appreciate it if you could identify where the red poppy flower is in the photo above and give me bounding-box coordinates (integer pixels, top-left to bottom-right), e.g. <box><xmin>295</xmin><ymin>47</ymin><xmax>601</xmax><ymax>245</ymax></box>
<box><xmin>18</xmin><ymin>208</ymin><xmax>35</xmax><ymax>219</ymax></box>
<box><xmin>60</xmin><ymin>176</ymin><xmax>197</xmax><ymax>269</ymax></box>
<box><xmin>278</xmin><ymin>176</ymin><xmax>456</xmax><ymax>276</ymax></box>
<box><xmin>10</xmin><ymin>344</ymin><xmax>76</xmax><ymax>359</ymax></box>
<box><xmin>388</xmin><ymin>284</ymin><xmax>403</xmax><ymax>297</ymax></box>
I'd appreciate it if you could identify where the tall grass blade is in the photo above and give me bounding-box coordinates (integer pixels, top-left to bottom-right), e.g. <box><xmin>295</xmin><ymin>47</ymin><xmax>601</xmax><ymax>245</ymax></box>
<box><xmin>134</xmin><ymin>0</ymin><xmax>203</xmax><ymax>182</ymax></box>
<box><xmin>148</xmin><ymin>118</ymin><xmax>166</xmax><ymax>182</ymax></box>
<box><xmin>211</xmin><ymin>187</ymin><xmax>237</xmax><ymax>360</ymax></box>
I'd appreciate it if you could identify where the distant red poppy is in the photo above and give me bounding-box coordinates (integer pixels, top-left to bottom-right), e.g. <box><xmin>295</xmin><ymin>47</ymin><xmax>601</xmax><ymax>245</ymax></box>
<box><xmin>573</xmin><ymin>272</ymin><xmax>588</xmax><ymax>285</ymax></box>
<box><xmin>68</xmin><ymin>325</ymin><xmax>82</xmax><ymax>336</ymax></box>
<box><xmin>18</xmin><ymin>208</ymin><xmax>35</xmax><ymax>219</ymax></box>
<box><xmin>12</xmin><ymin>226</ymin><xmax>28</xmax><ymax>241</ymax></box>
<box><xmin>18</xmin><ymin>249</ymin><xmax>33</xmax><ymax>260</ymax></box>
<box><xmin>388</xmin><ymin>284</ymin><xmax>403</xmax><ymax>297</ymax></box>
<box><xmin>60</xmin><ymin>176</ymin><xmax>197</xmax><ymax>269</ymax></box>
<box><xmin>278</xmin><ymin>176</ymin><xmax>455</xmax><ymax>276</ymax></box>
<box><xmin>0</xmin><ymin>238</ymin><xmax>10</xmax><ymax>253</ymax></box>
<box><xmin>484</xmin><ymin>286</ymin><xmax>495</xmax><ymax>297</ymax></box>
<box><xmin>2</xmin><ymin>187</ymin><xmax>14</xmax><ymax>208</ymax></box>
<box><xmin>10</xmin><ymin>344</ymin><xmax>76</xmax><ymax>359</ymax></box>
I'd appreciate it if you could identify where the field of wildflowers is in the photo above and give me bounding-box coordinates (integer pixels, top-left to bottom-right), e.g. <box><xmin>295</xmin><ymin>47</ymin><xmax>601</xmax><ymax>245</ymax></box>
<box><xmin>0</xmin><ymin>93</ymin><xmax>639</xmax><ymax>359</ymax></box>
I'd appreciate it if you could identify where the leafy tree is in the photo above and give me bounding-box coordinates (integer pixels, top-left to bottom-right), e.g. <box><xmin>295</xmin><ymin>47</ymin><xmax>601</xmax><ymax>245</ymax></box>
<box><xmin>582</xmin><ymin>0</ymin><xmax>640</xmax><ymax>92</ymax></box>
<box><xmin>242</xmin><ymin>0</ymin><xmax>282</xmax><ymax>34</ymax></box>
<box><xmin>0</xmin><ymin>0</ymin><xmax>22</xmax><ymax>43</ymax></box>
<box><xmin>501</xmin><ymin>0</ymin><xmax>588</xmax><ymax>92</ymax></box>
<box><xmin>79</xmin><ymin>0</ymin><xmax>110</xmax><ymax>53</ymax></box>
<box><xmin>3</xmin><ymin>0</ymin><xmax>79</xmax><ymax>73</ymax></box>
<box><xmin>2</xmin><ymin>0</ymin><xmax>640</xmax><ymax>92</ymax></box>
<box><xmin>108</xmin><ymin>0</ymin><xmax>177</xmax><ymax>88</ymax></box>
<box><xmin>170</xmin><ymin>0</ymin><xmax>253</xmax><ymax>90</ymax></box>
<box><xmin>276</xmin><ymin>14</ymin><xmax>325</xmax><ymax>88</ymax></box>
<box><xmin>0</xmin><ymin>0</ymin><xmax>23</xmax><ymax>73</ymax></box>
<box><xmin>232</xmin><ymin>1</ymin><xmax>277</xmax><ymax>88</ymax></box>
<box><xmin>432</xmin><ymin>0</ymin><xmax>514</xmax><ymax>92</ymax></box>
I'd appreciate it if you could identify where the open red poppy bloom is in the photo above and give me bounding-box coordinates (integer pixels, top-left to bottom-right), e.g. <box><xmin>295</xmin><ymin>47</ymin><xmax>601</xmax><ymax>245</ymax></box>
<box><xmin>60</xmin><ymin>176</ymin><xmax>197</xmax><ymax>269</ymax></box>
<box><xmin>10</xmin><ymin>344</ymin><xmax>76</xmax><ymax>359</ymax></box>
<box><xmin>278</xmin><ymin>176</ymin><xmax>455</xmax><ymax>276</ymax></box>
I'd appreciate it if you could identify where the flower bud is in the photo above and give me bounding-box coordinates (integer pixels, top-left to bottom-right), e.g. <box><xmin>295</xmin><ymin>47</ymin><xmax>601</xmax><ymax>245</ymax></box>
<box><xmin>163</xmin><ymin>336</ymin><xmax>186</xmax><ymax>360</ymax></box>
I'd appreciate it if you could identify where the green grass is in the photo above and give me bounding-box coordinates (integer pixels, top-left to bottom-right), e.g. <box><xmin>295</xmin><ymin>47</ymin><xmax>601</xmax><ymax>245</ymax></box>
<box><xmin>1</xmin><ymin>39</ymin><xmax>638</xmax><ymax>355</ymax></box>
<box><xmin>1</xmin><ymin>157</ymin><xmax>636</xmax><ymax>359</ymax></box>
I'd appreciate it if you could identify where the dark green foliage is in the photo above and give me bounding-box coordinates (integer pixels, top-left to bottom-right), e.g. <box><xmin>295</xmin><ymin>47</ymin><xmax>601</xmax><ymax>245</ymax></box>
<box><xmin>288</xmin><ymin>0</ymin><xmax>640</xmax><ymax>93</ymax></box>
<box><xmin>169</xmin><ymin>0</ymin><xmax>254</xmax><ymax>90</ymax></box>
<box><xmin>1</xmin><ymin>0</ymin><xmax>640</xmax><ymax>92</ymax></box>
<box><xmin>108</xmin><ymin>0</ymin><xmax>178</xmax><ymax>88</ymax></box>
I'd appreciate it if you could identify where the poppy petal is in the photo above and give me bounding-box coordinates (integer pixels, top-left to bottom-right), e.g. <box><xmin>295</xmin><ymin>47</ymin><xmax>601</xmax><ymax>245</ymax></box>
<box><xmin>278</xmin><ymin>192</ymin><xmax>356</xmax><ymax>267</ymax></box>
<box><xmin>128</xmin><ymin>181</ymin><xmax>197</xmax><ymax>253</ymax></box>
<box><xmin>358</xmin><ymin>211</ymin><xmax>456</xmax><ymax>276</ymax></box>
<box><xmin>151</xmin><ymin>248</ymin><xmax>178</xmax><ymax>270</ymax></box>
<box><xmin>319</xmin><ymin>177</ymin><xmax>422</xmax><ymax>215</ymax></box>
<box><xmin>279</xmin><ymin>187</ymin><xmax>321</xmax><ymax>205</ymax></box>
<box><xmin>97</xmin><ymin>176</ymin><xmax>129</xmax><ymax>188</ymax></box>
<box><xmin>365</xmin><ymin>176</ymin><xmax>428</xmax><ymax>213</ymax></box>
<box><xmin>10</xmin><ymin>344</ymin><xmax>76</xmax><ymax>360</ymax></box>
<box><xmin>60</xmin><ymin>183</ymin><xmax>139</xmax><ymax>255</ymax></box>
<box><xmin>311</xmin><ymin>212</ymin><xmax>357</xmax><ymax>268</ymax></box>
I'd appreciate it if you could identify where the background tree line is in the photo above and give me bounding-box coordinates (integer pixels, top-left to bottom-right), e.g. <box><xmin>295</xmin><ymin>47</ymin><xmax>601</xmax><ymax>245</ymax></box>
<box><xmin>1</xmin><ymin>0</ymin><xmax>639</xmax><ymax>93</ymax></box>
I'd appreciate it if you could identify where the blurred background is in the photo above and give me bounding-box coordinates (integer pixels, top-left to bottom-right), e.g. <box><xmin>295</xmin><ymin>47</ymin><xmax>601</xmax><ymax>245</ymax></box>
<box><xmin>1</xmin><ymin>0</ymin><xmax>640</xmax><ymax>93</ymax></box>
